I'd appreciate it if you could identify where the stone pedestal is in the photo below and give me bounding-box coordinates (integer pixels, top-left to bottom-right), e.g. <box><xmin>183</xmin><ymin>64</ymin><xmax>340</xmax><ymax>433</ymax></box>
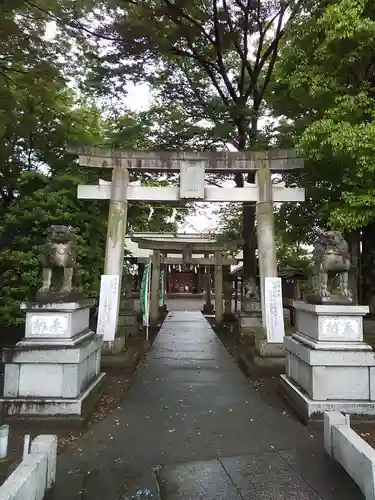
<box><xmin>280</xmin><ymin>301</ymin><xmax>375</xmax><ymax>422</ymax></box>
<box><xmin>103</xmin><ymin>295</ymin><xmax>139</xmax><ymax>355</ymax></box>
<box><xmin>0</xmin><ymin>299</ymin><xmax>104</xmax><ymax>423</ymax></box>
<box><xmin>119</xmin><ymin>297</ymin><xmax>138</xmax><ymax>336</ymax></box>
<box><xmin>235</xmin><ymin>301</ymin><xmax>285</xmax><ymax>377</ymax></box>
<box><xmin>235</xmin><ymin>301</ymin><xmax>262</xmax><ymax>337</ymax></box>
<box><xmin>255</xmin><ymin>337</ymin><xmax>284</xmax><ymax>357</ymax></box>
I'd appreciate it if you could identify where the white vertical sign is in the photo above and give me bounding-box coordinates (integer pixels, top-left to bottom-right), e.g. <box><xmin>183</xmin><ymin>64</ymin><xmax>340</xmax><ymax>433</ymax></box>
<box><xmin>264</xmin><ymin>277</ymin><xmax>284</xmax><ymax>343</ymax></box>
<box><xmin>97</xmin><ymin>274</ymin><xmax>120</xmax><ymax>341</ymax></box>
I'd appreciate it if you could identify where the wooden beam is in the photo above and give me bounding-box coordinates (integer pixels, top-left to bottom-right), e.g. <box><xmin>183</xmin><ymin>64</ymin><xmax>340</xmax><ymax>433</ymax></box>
<box><xmin>133</xmin><ymin>237</ymin><xmax>242</xmax><ymax>252</ymax></box>
<box><xmin>77</xmin><ymin>184</ymin><xmax>305</xmax><ymax>203</ymax></box>
<box><xmin>161</xmin><ymin>257</ymin><xmax>237</xmax><ymax>265</ymax></box>
<box><xmin>68</xmin><ymin>145</ymin><xmax>303</xmax><ymax>172</ymax></box>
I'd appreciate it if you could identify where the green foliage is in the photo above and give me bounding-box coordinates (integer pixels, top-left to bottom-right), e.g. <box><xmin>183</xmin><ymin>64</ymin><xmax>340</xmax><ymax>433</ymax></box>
<box><xmin>0</xmin><ymin>171</ymin><xmax>107</xmax><ymax>325</ymax></box>
<box><xmin>76</xmin><ymin>0</ymin><xmax>305</xmax><ymax>152</ymax></box>
<box><xmin>269</xmin><ymin>0</ymin><xmax>375</xmax><ymax>236</ymax></box>
<box><xmin>42</xmin><ymin>0</ymin><xmax>310</xmax><ymax>290</ymax></box>
<box><xmin>216</xmin><ymin>203</ymin><xmax>243</xmax><ymax>242</ymax></box>
<box><xmin>216</xmin><ymin>202</ymin><xmax>312</xmax><ymax>270</ymax></box>
<box><xmin>0</xmin><ymin>2</ymin><xmax>193</xmax><ymax>327</ymax></box>
<box><xmin>0</xmin><ymin>87</ymin><xmax>190</xmax><ymax>326</ymax></box>
<box><xmin>0</xmin><ymin>65</ymin><xmax>106</xmax><ymax>325</ymax></box>
<box><xmin>275</xmin><ymin>236</ymin><xmax>312</xmax><ymax>272</ymax></box>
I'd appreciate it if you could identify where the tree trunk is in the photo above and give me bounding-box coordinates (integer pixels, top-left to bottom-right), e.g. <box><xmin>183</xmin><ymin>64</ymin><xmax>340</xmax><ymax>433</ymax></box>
<box><xmin>236</xmin><ymin>116</ymin><xmax>259</xmax><ymax>300</ymax></box>
<box><xmin>361</xmin><ymin>223</ymin><xmax>375</xmax><ymax>310</ymax></box>
<box><xmin>346</xmin><ymin>230</ymin><xmax>360</xmax><ymax>305</ymax></box>
<box><xmin>242</xmin><ymin>203</ymin><xmax>257</xmax><ymax>281</ymax></box>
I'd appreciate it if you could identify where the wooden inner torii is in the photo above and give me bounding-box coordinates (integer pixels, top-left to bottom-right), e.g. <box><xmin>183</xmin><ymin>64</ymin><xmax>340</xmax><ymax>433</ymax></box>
<box><xmin>131</xmin><ymin>235</ymin><xmax>241</xmax><ymax>324</ymax></box>
<box><xmin>69</xmin><ymin>145</ymin><xmax>305</xmax><ymax>348</ymax></box>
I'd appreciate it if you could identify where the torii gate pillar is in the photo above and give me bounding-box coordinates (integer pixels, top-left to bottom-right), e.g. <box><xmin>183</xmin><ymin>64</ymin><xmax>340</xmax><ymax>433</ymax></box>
<box><xmin>102</xmin><ymin>165</ymin><xmax>129</xmax><ymax>355</ymax></box>
<box><xmin>254</xmin><ymin>158</ymin><xmax>284</xmax><ymax>358</ymax></box>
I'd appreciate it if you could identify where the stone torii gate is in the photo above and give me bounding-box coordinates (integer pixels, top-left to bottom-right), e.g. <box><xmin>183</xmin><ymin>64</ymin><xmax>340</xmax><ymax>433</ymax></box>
<box><xmin>131</xmin><ymin>236</ymin><xmax>240</xmax><ymax>324</ymax></box>
<box><xmin>69</xmin><ymin>146</ymin><xmax>305</xmax><ymax>352</ymax></box>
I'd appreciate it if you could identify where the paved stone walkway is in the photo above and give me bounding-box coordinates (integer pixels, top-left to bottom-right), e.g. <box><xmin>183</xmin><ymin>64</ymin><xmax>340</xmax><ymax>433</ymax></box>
<box><xmin>54</xmin><ymin>312</ymin><xmax>363</xmax><ymax>499</ymax></box>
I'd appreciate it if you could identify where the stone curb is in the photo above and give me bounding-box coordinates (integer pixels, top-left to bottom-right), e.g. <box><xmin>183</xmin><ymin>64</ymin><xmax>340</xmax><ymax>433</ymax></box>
<box><xmin>324</xmin><ymin>411</ymin><xmax>375</xmax><ymax>500</ymax></box>
<box><xmin>0</xmin><ymin>434</ymin><xmax>57</xmax><ymax>500</ymax></box>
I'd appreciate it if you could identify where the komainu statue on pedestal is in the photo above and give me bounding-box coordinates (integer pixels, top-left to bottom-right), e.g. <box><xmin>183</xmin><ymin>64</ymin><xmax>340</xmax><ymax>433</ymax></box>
<box><xmin>36</xmin><ymin>224</ymin><xmax>83</xmax><ymax>302</ymax></box>
<box><xmin>308</xmin><ymin>230</ymin><xmax>352</xmax><ymax>304</ymax></box>
<box><xmin>241</xmin><ymin>277</ymin><xmax>261</xmax><ymax>312</ymax></box>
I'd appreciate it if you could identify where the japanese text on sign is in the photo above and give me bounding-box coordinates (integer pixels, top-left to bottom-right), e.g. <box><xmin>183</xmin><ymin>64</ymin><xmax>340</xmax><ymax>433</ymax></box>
<box><xmin>264</xmin><ymin>277</ymin><xmax>284</xmax><ymax>343</ymax></box>
<box><xmin>97</xmin><ymin>274</ymin><xmax>120</xmax><ymax>341</ymax></box>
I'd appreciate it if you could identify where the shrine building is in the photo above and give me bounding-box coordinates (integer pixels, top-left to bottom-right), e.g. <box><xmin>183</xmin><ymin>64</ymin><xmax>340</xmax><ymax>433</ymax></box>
<box><xmin>125</xmin><ymin>232</ymin><xmax>242</xmax><ymax>296</ymax></box>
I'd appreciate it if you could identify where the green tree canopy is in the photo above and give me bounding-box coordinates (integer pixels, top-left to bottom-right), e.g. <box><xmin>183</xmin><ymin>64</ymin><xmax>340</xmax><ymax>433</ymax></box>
<box><xmin>269</xmin><ymin>0</ymin><xmax>375</xmax><ymax>234</ymax></box>
<box><xmin>0</xmin><ymin>5</ymin><xmax>193</xmax><ymax>326</ymax></box>
<box><xmin>56</xmin><ymin>0</ymin><xmax>307</xmax><ymax>291</ymax></box>
<box><xmin>216</xmin><ymin>202</ymin><xmax>312</xmax><ymax>270</ymax></box>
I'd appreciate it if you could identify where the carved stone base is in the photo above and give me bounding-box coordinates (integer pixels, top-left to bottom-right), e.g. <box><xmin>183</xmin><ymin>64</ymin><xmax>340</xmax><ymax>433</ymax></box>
<box><xmin>279</xmin><ymin>375</ymin><xmax>375</xmax><ymax>423</ymax></box>
<box><xmin>17</xmin><ymin>329</ymin><xmax>93</xmax><ymax>347</ymax></box>
<box><xmin>3</xmin><ymin>334</ymin><xmax>102</xmax><ymax>396</ymax></box>
<box><xmin>21</xmin><ymin>299</ymin><xmax>96</xmax><ymax>343</ymax></box>
<box><xmin>235</xmin><ymin>310</ymin><xmax>262</xmax><ymax>336</ymax></box>
<box><xmin>284</xmin><ymin>334</ymin><xmax>375</xmax><ymax>399</ymax></box>
<box><xmin>1</xmin><ymin>373</ymin><xmax>105</xmax><ymax>425</ymax></box>
<box><xmin>1</xmin><ymin>298</ymin><xmax>104</xmax><ymax>422</ymax></box>
<box><xmin>292</xmin><ymin>301</ymin><xmax>368</xmax><ymax>343</ymax></box>
<box><xmin>280</xmin><ymin>301</ymin><xmax>375</xmax><ymax>420</ymax></box>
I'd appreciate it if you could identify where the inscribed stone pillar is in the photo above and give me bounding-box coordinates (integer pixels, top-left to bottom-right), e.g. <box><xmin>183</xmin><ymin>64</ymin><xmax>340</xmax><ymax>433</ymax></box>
<box><xmin>215</xmin><ymin>251</ymin><xmax>223</xmax><ymax>324</ymax></box>
<box><xmin>255</xmin><ymin>156</ymin><xmax>278</xmax><ymax>328</ymax></box>
<box><xmin>150</xmin><ymin>250</ymin><xmax>161</xmax><ymax>324</ymax></box>
<box><xmin>103</xmin><ymin>165</ymin><xmax>129</xmax><ymax>354</ymax></box>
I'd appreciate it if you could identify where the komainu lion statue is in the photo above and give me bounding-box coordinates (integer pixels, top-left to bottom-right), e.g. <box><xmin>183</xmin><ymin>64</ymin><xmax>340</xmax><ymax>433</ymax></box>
<box><xmin>37</xmin><ymin>225</ymin><xmax>78</xmax><ymax>298</ymax></box>
<box><xmin>311</xmin><ymin>230</ymin><xmax>352</xmax><ymax>301</ymax></box>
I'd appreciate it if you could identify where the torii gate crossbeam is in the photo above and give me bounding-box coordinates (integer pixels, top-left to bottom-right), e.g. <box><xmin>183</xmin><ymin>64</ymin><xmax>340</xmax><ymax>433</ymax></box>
<box><xmin>70</xmin><ymin>146</ymin><xmax>305</xmax><ymax>350</ymax></box>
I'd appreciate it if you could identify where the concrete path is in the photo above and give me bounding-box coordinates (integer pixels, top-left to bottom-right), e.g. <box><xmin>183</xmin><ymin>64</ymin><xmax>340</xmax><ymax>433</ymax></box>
<box><xmin>54</xmin><ymin>312</ymin><xmax>362</xmax><ymax>499</ymax></box>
